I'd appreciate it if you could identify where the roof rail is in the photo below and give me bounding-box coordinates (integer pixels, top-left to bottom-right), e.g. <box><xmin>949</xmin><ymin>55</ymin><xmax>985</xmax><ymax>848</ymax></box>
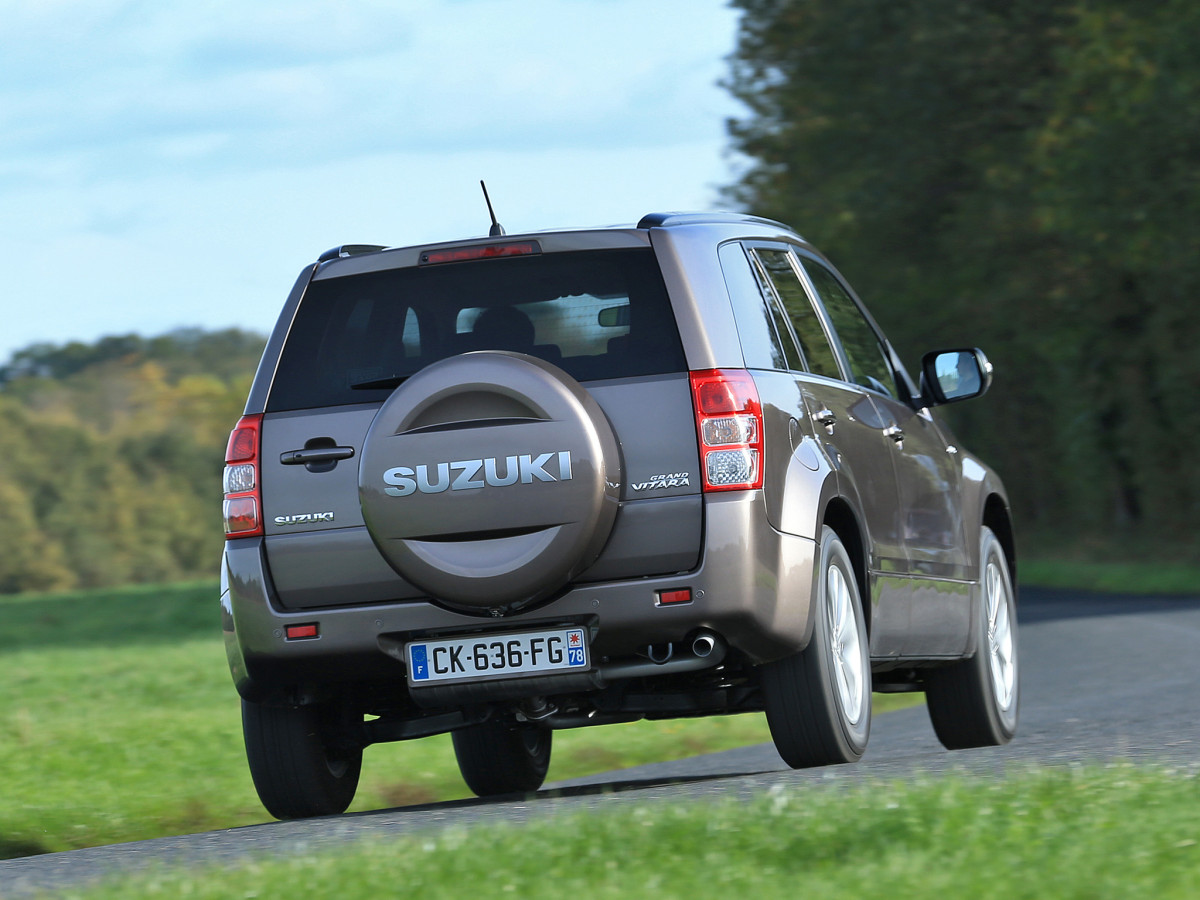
<box><xmin>636</xmin><ymin>212</ymin><xmax>792</xmax><ymax>231</ymax></box>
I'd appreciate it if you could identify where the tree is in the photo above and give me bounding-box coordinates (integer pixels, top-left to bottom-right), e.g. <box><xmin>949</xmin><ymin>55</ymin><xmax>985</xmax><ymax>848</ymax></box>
<box><xmin>724</xmin><ymin>0</ymin><xmax>1200</xmax><ymax>548</ymax></box>
<box><xmin>1028</xmin><ymin>1</ymin><xmax>1200</xmax><ymax>531</ymax></box>
<box><xmin>0</xmin><ymin>330</ymin><xmax>264</xmax><ymax>594</ymax></box>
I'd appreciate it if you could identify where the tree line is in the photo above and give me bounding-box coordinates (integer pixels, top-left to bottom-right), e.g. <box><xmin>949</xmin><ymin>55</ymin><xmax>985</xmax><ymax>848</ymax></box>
<box><xmin>723</xmin><ymin>0</ymin><xmax>1200</xmax><ymax>550</ymax></box>
<box><xmin>0</xmin><ymin>330</ymin><xmax>263</xmax><ymax>594</ymax></box>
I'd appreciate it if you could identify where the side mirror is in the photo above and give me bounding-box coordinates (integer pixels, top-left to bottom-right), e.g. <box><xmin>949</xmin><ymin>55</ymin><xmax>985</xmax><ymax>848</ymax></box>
<box><xmin>920</xmin><ymin>348</ymin><xmax>993</xmax><ymax>406</ymax></box>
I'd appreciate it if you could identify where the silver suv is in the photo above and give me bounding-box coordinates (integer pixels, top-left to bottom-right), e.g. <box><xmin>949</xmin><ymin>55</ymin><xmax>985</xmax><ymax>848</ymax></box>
<box><xmin>221</xmin><ymin>212</ymin><xmax>1018</xmax><ymax>819</ymax></box>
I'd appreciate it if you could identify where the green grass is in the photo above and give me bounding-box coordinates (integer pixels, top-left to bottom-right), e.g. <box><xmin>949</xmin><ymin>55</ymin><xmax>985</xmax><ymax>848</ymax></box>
<box><xmin>1</xmin><ymin>581</ymin><xmax>917</xmax><ymax>856</ymax></box>
<box><xmin>1016</xmin><ymin>531</ymin><xmax>1200</xmax><ymax>595</ymax></box>
<box><xmin>1019</xmin><ymin>557</ymin><xmax>1200</xmax><ymax>596</ymax></box>
<box><xmin>9</xmin><ymin>548</ymin><xmax>1191</xmax><ymax>861</ymax></box>
<box><xmin>61</xmin><ymin>765</ymin><xmax>1200</xmax><ymax>900</ymax></box>
<box><xmin>1</xmin><ymin>583</ymin><xmax>258</xmax><ymax>856</ymax></box>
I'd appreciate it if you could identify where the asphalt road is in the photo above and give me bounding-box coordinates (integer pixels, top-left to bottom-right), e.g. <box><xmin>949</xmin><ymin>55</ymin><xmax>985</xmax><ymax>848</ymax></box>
<box><xmin>3</xmin><ymin>587</ymin><xmax>1198</xmax><ymax>896</ymax></box>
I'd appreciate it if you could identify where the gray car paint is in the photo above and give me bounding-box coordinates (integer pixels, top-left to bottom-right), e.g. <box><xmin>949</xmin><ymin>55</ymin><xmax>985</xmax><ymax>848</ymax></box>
<box><xmin>259</xmin><ymin>372</ymin><xmax>703</xmax><ymax>611</ymax></box>
<box><xmin>222</xmin><ymin>212</ymin><xmax>1012</xmax><ymax>709</ymax></box>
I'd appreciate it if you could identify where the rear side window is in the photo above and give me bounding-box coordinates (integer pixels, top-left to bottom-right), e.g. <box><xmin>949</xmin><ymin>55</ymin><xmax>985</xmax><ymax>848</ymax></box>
<box><xmin>753</xmin><ymin>248</ymin><xmax>842</xmax><ymax>380</ymax></box>
<box><xmin>801</xmin><ymin>259</ymin><xmax>898</xmax><ymax>398</ymax></box>
<box><xmin>718</xmin><ymin>242</ymin><xmax>794</xmax><ymax>371</ymax></box>
<box><xmin>267</xmin><ymin>248</ymin><xmax>686</xmax><ymax>411</ymax></box>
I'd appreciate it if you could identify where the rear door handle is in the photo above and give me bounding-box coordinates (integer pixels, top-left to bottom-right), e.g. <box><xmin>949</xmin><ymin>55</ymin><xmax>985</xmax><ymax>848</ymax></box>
<box><xmin>883</xmin><ymin>425</ymin><xmax>905</xmax><ymax>445</ymax></box>
<box><xmin>813</xmin><ymin>409</ymin><xmax>837</xmax><ymax>433</ymax></box>
<box><xmin>280</xmin><ymin>447</ymin><xmax>356</xmax><ymax>465</ymax></box>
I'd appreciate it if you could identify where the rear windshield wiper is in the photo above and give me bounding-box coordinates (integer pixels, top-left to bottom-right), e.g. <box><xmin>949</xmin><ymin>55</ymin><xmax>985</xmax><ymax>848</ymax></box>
<box><xmin>350</xmin><ymin>375</ymin><xmax>408</xmax><ymax>390</ymax></box>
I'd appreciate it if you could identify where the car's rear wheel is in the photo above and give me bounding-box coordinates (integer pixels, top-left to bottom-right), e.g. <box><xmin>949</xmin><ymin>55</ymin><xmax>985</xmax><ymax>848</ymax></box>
<box><xmin>452</xmin><ymin>720</ymin><xmax>552</xmax><ymax>796</ymax></box>
<box><xmin>761</xmin><ymin>525</ymin><xmax>871</xmax><ymax>768</ymax></box>
<box><xmin>925</xmin><ymin>526</ymin><xmax>1019</xmax><ymax>749</ymax></box>
<box><xmin>241</xmin><ymin>699</ymin><xmax>362</xmax><ymax>820</ymax></box>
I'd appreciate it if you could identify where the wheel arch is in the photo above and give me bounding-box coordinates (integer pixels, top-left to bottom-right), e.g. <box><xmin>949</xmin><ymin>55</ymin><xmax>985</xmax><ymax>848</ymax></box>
<box><xmin>982</xmin><ymin>493</ymin><xmax>1017</xmax><ymax>588</ymax></box>
<box><xmin>822</xmin><ymin>496</ymin><xmax>871</xmax><ymax>636</ymax></box>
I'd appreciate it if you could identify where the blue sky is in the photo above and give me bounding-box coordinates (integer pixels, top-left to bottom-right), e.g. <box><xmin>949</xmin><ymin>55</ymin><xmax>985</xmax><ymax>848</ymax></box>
<box><xmin>0</xmin><ymin>0</ymin><xmax>745</xmax><ymax>363</ymax></box>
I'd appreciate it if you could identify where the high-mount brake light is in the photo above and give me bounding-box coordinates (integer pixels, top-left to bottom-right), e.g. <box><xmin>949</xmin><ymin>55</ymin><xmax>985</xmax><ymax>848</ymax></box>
<box><xmin>223</xmin><ymin>414</ymin><xmax>263</xmax><ymax>538</ymax></box>
<box><xmin>689</xmin><ymin>369</ymin><xmax>764</xmax><ymax>492</ymax></box>
<box><xmin>418</xmin><ymin>241</ymin><xmax>540</xmax><ymax>266</ymax></box>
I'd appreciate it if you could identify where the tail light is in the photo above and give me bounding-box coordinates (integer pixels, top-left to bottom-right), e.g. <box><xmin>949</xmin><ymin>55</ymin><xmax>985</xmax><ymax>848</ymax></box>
<box><xmin>689</xmin><ymin>369</ymin><xmax>764</xmax><ymax>492</ymax></box>
<box><xmin>223</xmin><ymin>414</ymin><xmax>263</xmax><ymax>538</ymax></box>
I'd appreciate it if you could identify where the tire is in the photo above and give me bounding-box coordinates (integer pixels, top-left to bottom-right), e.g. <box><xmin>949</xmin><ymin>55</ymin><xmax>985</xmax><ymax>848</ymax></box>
<box><xmin>241</xmin><ymin>699</ymin><xmax>362</xmax><ymax>820</ymax></box>
<box><xmin>761</xmin><ymin>526</ymin><xmax>872</xmax><ymax>768</ymax></box>
<box><xmin>452</xmin><ymin>720</ymin><xmax>552</xmax><ymax>797</ymax></box>
<box><xmin>925</xmin><ymin>526</ymin><xmax>1019</xmax><ymax>749</ymax></box>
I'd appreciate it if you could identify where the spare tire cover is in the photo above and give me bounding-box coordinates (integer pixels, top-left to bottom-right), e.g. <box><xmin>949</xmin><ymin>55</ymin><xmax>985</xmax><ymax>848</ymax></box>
<box><xmin>359</xmin><ymin>351</ymin><xmax>622</xmax><ymax>612</ymax></box>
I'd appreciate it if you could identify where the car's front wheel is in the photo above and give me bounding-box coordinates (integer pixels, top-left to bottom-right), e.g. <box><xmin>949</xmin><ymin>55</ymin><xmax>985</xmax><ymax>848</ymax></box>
<box><xmin>761</xmin><ymin>525</ymin><xmax>871</xmax><ymax>768</ymax></box>
<box><xmin>925</xmin><ymin>526</ymin><xmax>1019</xmax><ymax>749</ymax></box>
<box><xmin>452</xmin><ymin>720</ymin><xmax>551</xmax><ymax>796</ymax></box>
<box><xmin>241</xmin><ymin>699</ymin><xmax>362</xmax><ymax>820</ymax></box>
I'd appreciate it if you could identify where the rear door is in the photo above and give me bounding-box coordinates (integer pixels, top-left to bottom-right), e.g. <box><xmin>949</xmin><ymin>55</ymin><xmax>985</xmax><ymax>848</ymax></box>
<box><xmin>795</xmin><ymin>254</ymin><xmax>972</xmax><ymax>656</ymax></box>
<box><xmin>747</xmin><ymin>246</ymin><xmax>907</xmax><ymax>574</ymax></box>
<box><xmin>258</xmin><ymin>241</ymin><xmax>703</xmax><ymax>610</ymax></box>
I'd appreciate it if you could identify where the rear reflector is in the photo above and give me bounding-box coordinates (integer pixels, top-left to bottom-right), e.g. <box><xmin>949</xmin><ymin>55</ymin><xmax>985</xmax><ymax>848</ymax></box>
<box><xmin>419</xmin><ymin>241</ymin><xmax>540</xmax><ymax>265</ymax></box>
<box><xmin>689</xmin><ymin>369</ymin><xmax>765</xmax><ymax>492</ymax></box>
<box><xmin>656</xmin><ymin>588</ymin><xmax>692</xmax><ymax>606</ymax></box>
<box><xmin>285</xmin><ymin>624</ymin><xmax>319</xmax><ymax>640</ymax></box>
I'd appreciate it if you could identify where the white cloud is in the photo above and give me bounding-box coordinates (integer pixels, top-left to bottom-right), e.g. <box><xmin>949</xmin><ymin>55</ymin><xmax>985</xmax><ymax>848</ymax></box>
<box><xmin>3</xmin><ymin>0</ymin><xmax>738</xmax><ymax>170</ymax></box>
<box><xmin>6</xmin><ymin>136</ymin><xmax>739</xmax><ymax>322</ymax></box>
<box><xmin>0</xmin><ymin>0</ymin><xmax>746</xmax><ymax>361</ymax></box>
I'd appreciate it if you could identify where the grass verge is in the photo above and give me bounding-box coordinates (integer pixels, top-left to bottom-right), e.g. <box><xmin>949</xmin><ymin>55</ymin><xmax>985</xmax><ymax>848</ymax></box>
<box><xmin>1019</xmin><ymin>557</ymin><xmax>1200</xmax><ymax>596</ymax></box>
<box><xmin>63</xmin><ymin>764</ymin><xmax>1200</xmax><ymax>900</ymax></box>
<box><xmin>1</xmin><ymin>581</ymin><xmax>917</xmax><ymax>856</ymax></box>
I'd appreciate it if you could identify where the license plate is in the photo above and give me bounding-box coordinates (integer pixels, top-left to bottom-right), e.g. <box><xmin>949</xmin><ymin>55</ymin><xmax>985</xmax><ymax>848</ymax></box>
<box><xmin>406</xmin><ymin>627</ymin><xmax>589</xmax><ymax>685</ymax></box>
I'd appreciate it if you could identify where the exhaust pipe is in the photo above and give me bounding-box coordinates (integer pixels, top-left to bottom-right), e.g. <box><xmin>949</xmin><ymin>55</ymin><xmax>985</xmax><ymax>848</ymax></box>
<box><xmin>597</xmin><ymin>630</ymin><xmax>726</xmax><ymax>681</ymax></box>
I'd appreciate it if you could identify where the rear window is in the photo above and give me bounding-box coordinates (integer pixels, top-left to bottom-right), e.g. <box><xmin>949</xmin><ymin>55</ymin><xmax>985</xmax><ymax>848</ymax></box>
<box><xmin>267</xmin><ymin>248</ymin><xmax>687</xmax><ymax>411</ymax></box>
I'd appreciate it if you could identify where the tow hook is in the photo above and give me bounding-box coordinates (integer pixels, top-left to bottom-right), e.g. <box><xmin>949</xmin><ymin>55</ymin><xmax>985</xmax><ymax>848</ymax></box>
<box><xmin>646</xmin><ymin>643</ymin><xmax>674</xmax><ymax>664</ymax></box>
<box><xmin>516</xmin><ymin>696</ymin><xmax>558</xmax><ymax>722</ymax></box>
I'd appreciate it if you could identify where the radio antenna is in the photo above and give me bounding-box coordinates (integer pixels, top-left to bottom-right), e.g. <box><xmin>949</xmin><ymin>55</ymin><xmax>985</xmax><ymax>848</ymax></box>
<box><xmin>480</xmin><ymin>180</ymin><xmax>505</xmax><ymax>236</ymax></box>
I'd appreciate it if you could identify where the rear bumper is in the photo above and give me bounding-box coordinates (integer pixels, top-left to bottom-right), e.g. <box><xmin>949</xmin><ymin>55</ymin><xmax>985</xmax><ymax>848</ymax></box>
<box><xmin>221</xmin><ymin>491</ymin><xmax>816</xmax><ymax>702</ymax></box>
